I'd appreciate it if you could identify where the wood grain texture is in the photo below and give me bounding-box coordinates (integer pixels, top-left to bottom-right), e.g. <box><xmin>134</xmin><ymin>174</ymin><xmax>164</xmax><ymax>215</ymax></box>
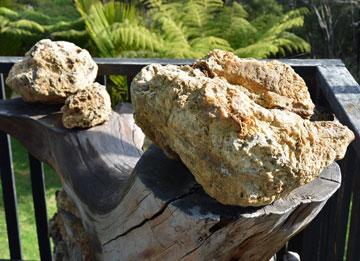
<box><xmin>0</xmin><ymin>98</ymin><xmax>145</xmax><ymax>259</ymax></box>
<box><xmin>100</xmin><ymin>145</ymin><xmax>340</xmax><ymax>261</ymax></box>
<box><xmin>317</xmin><ymin>65</ymin><xmax>360</xmax><ymax>154</ymax></box>
<box><xmin>0</xmin><ymin>98</ymin><xmax>341</xmax><ymax>260</ymax></box>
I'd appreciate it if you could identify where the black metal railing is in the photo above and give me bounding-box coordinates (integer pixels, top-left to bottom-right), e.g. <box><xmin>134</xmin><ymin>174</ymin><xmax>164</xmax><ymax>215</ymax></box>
<box><xmin>0</xmin><ymin>57</ymin><xmax>360</xmax><ymax>261</ymax></box>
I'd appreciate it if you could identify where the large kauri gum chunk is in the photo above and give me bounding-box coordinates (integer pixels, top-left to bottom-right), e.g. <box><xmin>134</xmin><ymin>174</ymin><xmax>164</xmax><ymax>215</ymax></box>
<box><xmin>62</xmin><ymin>83</ymin><xmax>111</xmax><ymax>129</ymax></box>
<box><xmin>194</xmin><ymin>49</ymin><xmax>315</xmax><ymax>118</ymax></box>
<box><xmin>6</xmin><ymin>39</ymin><xmax>98</xmax><ymax>104</ymax></box>
<box><xmin>131</xmin><ymin>51</ymin><xmax>354</xmax><ymax>207</ymax></box>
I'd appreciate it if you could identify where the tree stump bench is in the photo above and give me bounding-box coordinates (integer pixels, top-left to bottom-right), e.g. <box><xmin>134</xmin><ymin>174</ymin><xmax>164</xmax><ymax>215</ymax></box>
<box><xmin>0</xmin><ymin>98</ymin><xmax>341</xmax><ymax>260</ymax></box>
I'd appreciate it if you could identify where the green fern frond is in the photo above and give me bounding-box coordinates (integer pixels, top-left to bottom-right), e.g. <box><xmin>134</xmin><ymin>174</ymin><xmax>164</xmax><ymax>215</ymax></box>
<box><xmin>108</xmin><ymin>75</ymin><xmax>128</xmax><ymax>103</ymax></box>
<box><xmin>281</xmin><ymin>7</ymin><xmax>309</xmax><ymax>21</ymax></box>
<box><xmin>182</xmin><ymin>0</ymin><xmax>223</xmax><ymax>36</ymax></box>
<box><xmin>0</xmin><ymin>7</ymin><xmax>19</xmax><ymax>20</ymax></box>
<box><xmin>74</xmin><ymin>0</ymin><xmax>310</xmax><ymax>103</ymax></box>
<box><xmin>83</xmin><ymin>1</ymin><xmax>116</xmax><ymax>56</ymax></box>
<box><xmin>235</xmin><ymin>42</ymin><xmax>280</xmax><ymax>58</ymax></box>
<box><xmin>46</xmin><ymin>19</ymin><xmax>84</xmax><ymax>33</ymax></box>
<box><xmin>11</xmin><ymin>19</ymin><xmax>45</xmax><ymax>33</ymax></box>
<box><xmin>110</xmin><ymin>22</ymin><xmax>164</xmax><ymax>51</ymax></box>
<box><xmin>140</xmin><ymin>0</ymin><xmax>163</xmax><ymax>9</ymax></box>
<box><xmin>101</xmin><ymin>1</ymin><xmax>138</xmax><ymax>25</ymax></box>
<box><xmin>158</xmin><ymin>16</ymin><xmax>190</xmax><ymax>48</ymax></box>
<box><xmin>0</xmin><ymin>16</ymin><xmax>10</xmax><ymax>29</ymax></box>
<box><xmin>74</xmin><ymin>0</ymin><xmax>98</xmax><ymax>14</ymax></box>
<box><xmin>50</xmin><ymin>29</ymin><xmax>88</xmax><ymax>44</ymax></box>
<box><xmin>275</xmin><ymin>32</ymin><xmax>311</xmax><ymax>54</ymax></box>
<box><xmin>190</xmin><ymin>36</ymin><xmax>232</xmax><ymax>54</ymax></box>
<box><xmin>21</xmin><ymin>9</ymin><xmax>53</xmax><ymax>25</ymax></box>
<box><xmin>263</xmin><ymin>17</ymin><xmax>304</xmax><ymax>39</ymax></box>
<box><xmin>206</xmin><ymin>2</ymin><xmax>256</xmax><ymax>48</ymax></box>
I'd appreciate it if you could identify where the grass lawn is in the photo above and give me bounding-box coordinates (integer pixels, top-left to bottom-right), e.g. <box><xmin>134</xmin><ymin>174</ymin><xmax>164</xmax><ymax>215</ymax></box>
<box><xmin>0</xmin><ymin>138</ymin><xmax>62</xmax><ymax>260</ymax></box>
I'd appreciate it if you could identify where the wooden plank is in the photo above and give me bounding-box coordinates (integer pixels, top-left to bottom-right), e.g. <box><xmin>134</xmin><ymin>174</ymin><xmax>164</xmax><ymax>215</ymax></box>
<box><xmin>315</xmin><ymin>65</ymin><xmax>360</xmax><ymax>261</ymax></box>
<box><xmin>287</xmin><ymin>64</ymin><xmax>359</xmax><ymax>261</ymax></box>
<box><xmin>316</xmin><ymin>65</ymin><xmax>360</xmax><ymax>155</ymax></box>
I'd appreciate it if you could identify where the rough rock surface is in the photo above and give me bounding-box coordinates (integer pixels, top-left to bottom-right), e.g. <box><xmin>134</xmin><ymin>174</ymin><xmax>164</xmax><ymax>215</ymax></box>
<box><xmin>6</xmin><ymin>39</ymin><xmax>98</xmax><ymax>104</ymax></box>
<box><xmin>194</xmin><ymin>50</ymin><xmax>315</xmax><ymax>118</ymax></box>
<box><xmin>62</xmin><ymin>83</ymin><xmax>111</xmax><ymax>129</ymax></box>
<box><xmin>131</xmin><ymin>52</ymin><xmax>354</xmax><ymax>206</ymax></box>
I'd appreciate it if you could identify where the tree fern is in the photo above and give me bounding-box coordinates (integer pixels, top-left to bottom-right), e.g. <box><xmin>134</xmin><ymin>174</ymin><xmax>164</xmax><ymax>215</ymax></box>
<box><xmin>76</xmin><ymin>0</ymin><xmax>310</xmax><ymax>59</ymax></box>
<box><xmin>0</xmin><ymin>7</ymin><xmax>87</xmax><ymax>56</ymax></box>
<box><xmin>206</xmin><ymin>2</ymin><xmax>256</xmax><ymax>49</ymax></box>
<box><xmin>110</xmin><ymin>22</ymin><xmax>164</xmax><ymax>52</ymax></box>
<box><xmin>74</xmin><ymin>0</ymin><xmax>158</xmax><ymax>57</ymax></box>
<box><xmin>0</xmin><ymin>7</ymin><xmax>19</xmax><ymax>20</ymax></box>
<box><xmin>74</xmin><ymin>0</ymin><xmax>310</xmax><ymax>104</ymax></box>
<box><xmin>235</xmin><ymin>7</ymin><xmax>310</xmax><ymax>58</ymax></box>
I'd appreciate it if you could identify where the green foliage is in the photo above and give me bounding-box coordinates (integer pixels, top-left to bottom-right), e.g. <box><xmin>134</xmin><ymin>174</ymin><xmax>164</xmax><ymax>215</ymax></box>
<box><xmin>235</xmin><ymin>8</ymin><xmax>310</xmax><ymax>58</ymax></box>
<box><xmin>75</xmin><ymin>0</ymin><xmax>310</xmax><ymax>104</ymax></box>
<box><xmin>75</xmin><ymin>0</ymin><xmax>162</xmax><ymax>57</ymax></box>
<box><xmin>0</xmin><ymin>139</ymin><xmax>61</xmax><ymax>260</ymax></box>
<box><xmin>241</xmin><ymin>0</ymin><xmax>283</xmax><ymax>17</ymax></box>
<box><xmin>0</xmin><ymin>0</ymin><xmax>14</xmax><ymax>8</ymax></box>
<box><xmin>76</xmin><ymin>0</ymin><xmax>309</xmax><ymax>59</ymax></box>
<box><xmin>1</xmin><ymin>0</ymin><xmax>310</xmax><ymax>104</ymax></box>
<box><xmin>0</xmin><ymin>3</ymin><xmax>87</xmax><ymax>56</ymax></box>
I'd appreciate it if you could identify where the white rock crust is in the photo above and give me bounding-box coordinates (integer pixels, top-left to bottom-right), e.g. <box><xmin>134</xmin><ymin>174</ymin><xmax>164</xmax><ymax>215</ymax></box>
<box><xmin>62</xmin><ymin>83</ymin><xmax>111</xmax><ymax>129</ymax></box>
<box><xmin>131</xmin><ymin>52</ymin><xmax>354</xmax><ymax>206</ymax></box>
<box><xmin>6</xmin><ymin>39</ymin><xmax>98</xmax><ymax>104</ymax></box>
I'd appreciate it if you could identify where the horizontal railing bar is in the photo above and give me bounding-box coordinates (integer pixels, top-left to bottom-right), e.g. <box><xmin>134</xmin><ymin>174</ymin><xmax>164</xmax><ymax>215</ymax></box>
<box><xmin>95</xmin><ymin>58</ymin><xmax>345</xmax><ymax>67</ymax></box>
<box><xmin>0</xmin><ymin>56</ymin><xmax>344</xmax><ymax>74</ymax></box>
<box><xmin>316</xmin><ymin>65</ymin><xmax>360</xmax><ymax>156</ymax></box>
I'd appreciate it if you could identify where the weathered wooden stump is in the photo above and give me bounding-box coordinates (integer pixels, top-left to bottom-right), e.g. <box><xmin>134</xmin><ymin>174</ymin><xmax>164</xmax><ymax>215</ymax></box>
<box><xmin>0</xmin><ymin>98</ymin><xmax>341</xmax><ymax>261</ymax></box>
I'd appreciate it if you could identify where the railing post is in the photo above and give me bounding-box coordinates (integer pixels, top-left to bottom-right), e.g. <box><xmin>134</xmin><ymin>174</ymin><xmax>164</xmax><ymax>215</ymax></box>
<box><xmin>29</xmin><ymin>153</ymin><xmax>52</xmax><ymax>261</ymax></box>
<box><xmin>0</xmin><ymin>73</ymin><xmax>22</xmax><ymax>259</ymax></box>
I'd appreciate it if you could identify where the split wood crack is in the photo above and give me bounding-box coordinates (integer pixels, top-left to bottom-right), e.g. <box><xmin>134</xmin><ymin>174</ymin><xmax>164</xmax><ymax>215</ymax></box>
<box><xmin>103</xmin><ymin>184</ymin><xmax>201</xmax><ymax>246</ymax></box>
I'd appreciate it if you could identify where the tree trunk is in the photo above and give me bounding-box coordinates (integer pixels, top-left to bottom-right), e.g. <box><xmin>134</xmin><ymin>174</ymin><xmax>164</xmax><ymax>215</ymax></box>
<box><xmin>0</xmin><ymin>98</ymin><xmax>341</xmax><ymax>260</ymax></box>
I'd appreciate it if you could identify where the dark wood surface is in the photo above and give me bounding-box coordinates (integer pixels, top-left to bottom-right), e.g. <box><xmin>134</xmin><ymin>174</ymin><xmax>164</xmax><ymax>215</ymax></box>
<box><xmin>317</xmin><ymin>65</ymin><xmax>360</xmax><ymax>155</ymax></box>
<box><xmin>0</xmin><ymin>98</ymin><xmax>144</xmax><ymax>213</ymax></box>
<box><xmin>0</xmin><ymin>98</ymin><xmax>342</xmax><ymax>260</ymax></box>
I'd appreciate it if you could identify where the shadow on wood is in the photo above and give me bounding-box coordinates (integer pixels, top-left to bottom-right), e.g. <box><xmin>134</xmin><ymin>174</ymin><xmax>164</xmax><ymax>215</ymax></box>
<box><xmin>0</xmin><ymin>98</ymin><xmax>341</xmax><ymax>260</ymax></box>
